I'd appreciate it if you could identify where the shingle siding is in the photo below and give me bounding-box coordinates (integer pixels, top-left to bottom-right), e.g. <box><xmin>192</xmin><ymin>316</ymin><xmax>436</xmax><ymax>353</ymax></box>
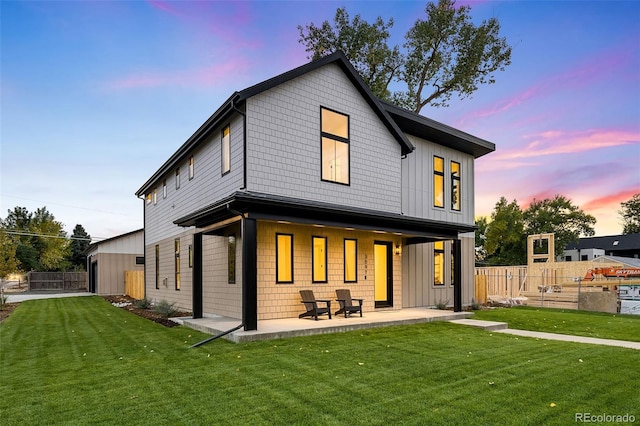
<box><xmin>144</xmin><ymin>114</ymin><xmax>245</xmax><ymax>245</ymax></box>
<box><xmin>246</xmin><ymin>63</ymin><xmax>402</xmax><ymax>213</ymax></box>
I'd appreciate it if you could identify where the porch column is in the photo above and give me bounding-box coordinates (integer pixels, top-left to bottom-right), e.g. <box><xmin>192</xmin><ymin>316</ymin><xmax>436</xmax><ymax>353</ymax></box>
<box><xmin>453</xmin><ymin>238</ymin><xmax>462</xmax><ymax>312</ymax></box>
<box><xmin>242</xmin><ymin>217</ymin><xmax>258</xmax><ymax>331</ymax></box>
<box><xmin>192</xmin><ymin>232</ymin><xmax>203</xmax><ymax>319</ymax></box>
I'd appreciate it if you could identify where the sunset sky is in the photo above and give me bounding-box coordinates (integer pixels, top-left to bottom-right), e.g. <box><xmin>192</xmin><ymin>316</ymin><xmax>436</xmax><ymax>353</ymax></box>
<box><xmin>2</xmin><ymin>0</ymin><xmax>639</xmax><ymax>241</ymax></box>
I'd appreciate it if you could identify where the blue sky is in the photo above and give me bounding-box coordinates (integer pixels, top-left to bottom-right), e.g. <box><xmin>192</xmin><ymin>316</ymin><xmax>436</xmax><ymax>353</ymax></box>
<box><xmin>2</xmin><ymin>0</ymin><xmax>639</xmax><ymax>241</ymax></box>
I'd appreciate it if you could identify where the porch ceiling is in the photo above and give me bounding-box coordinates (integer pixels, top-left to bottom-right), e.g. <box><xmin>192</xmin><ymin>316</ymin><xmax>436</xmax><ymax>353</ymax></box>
<box><xmin>174</xmin><ymin>191</ymin><xmax>475</xmax><ymax>239</ymax></box>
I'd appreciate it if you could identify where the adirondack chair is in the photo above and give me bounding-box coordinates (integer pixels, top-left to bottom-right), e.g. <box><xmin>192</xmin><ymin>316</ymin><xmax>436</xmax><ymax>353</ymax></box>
<box><xmin>299</xmin><ymin>290</ymin><xmax>332</xmax><ymax>320</ymax></box>
<box><xmin>335</xmin><ymin>289</ymin><xmax>363</xmax><ymax>318</ymax></box>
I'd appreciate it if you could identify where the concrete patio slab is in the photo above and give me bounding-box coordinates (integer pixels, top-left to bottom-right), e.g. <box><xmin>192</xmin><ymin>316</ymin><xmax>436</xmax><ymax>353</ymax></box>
<box><xmin>176</xmin><ymin>308</ymin><xmax>473</xmax><ymax>343</ymax></box>
<box><xmin>449</xmin><ymin>318</ymin><xmax>508</xmax><ymax>331</ymax></box>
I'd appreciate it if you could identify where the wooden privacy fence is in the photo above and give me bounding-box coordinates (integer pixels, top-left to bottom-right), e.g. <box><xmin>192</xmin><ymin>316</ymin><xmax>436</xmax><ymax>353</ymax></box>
<box><xmin>125</xmin><ymin>270</ymin><xmax>144</xmax><ymax>300</ymax></box>
<box><xmin>28</xmin><ymin>272</ymin><xmax>87</xmax><ymax>291</ymax></box>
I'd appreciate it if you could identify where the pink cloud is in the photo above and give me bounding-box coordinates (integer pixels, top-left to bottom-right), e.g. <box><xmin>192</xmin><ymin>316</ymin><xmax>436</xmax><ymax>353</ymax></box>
<box><xmin>491</xmin><ymin>128</ymin><xmax>639</xmax><ymax>161</ymax></box>
<box><xmin>582</xmin><ymin>189</ymin><xmax>639</xmax><ymax>212</ymax></box>
<box><xmin>146</xmin><ymin>0</ymin><xmax>260</xmax><ymax>50</ymax></box>
<box><xmin>107</xmin><ymin>58</ymin><xmax>251</xmax><ymax>90</ymax></box>
<box><xmin>465</xmin><ymin>45</ymin><xmax>634</xmax><ymax>121</ymax></box>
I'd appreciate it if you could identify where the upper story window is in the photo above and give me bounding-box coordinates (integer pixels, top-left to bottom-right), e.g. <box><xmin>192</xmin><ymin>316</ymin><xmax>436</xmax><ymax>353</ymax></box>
<box><xmin>162</xmin><ymin>179</ymin><xmax>167</xmax><ymax>199</ymax></box>
<box><xmin>321</xmin><ymin>107</ymin><xmax>349</xmax><ymax>185</ymax></box>
<box><xmin>189</xmin><ymin>156</ymin><xmax>195</xmax><ymax>180</ymax></box>
<box><xmin>433</xmin><ymin>156</ymin><xmax>444</xmax><ymax>208</ymax></box>
<box><xmin>451</xmin><ymin>161</ymin><xmax>461</xmax><ymax>211</ymax></box>
<box><xmin>146</xmin><ymin>193</ymin><xmax>152</xmax><ymax>205</ymax></box>
<box><xmin>175</xmin><ymin>168</ymin><xmax>181</xmax><ymax>190</ymax></box>
<box><xmin>222</xmin><ymin>125</ymin><xmax>230</xmax><ymax>175</ymax></box>
<box><xmin>153</xmin><ymin>188</ymin><xmax>157</xmax><ymax>205</ymax></box>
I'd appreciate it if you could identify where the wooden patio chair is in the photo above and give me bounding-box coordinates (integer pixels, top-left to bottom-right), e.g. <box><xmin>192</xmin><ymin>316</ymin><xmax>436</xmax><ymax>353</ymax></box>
<box><xmin>335</xmin><ymin>289</ymin><xmax>363</xmax><ymax>318</ymax></box>
<box><xmin>299</xmin><ymin>290</ymin><xmax>332</xmax><ymax>321</ymax></box>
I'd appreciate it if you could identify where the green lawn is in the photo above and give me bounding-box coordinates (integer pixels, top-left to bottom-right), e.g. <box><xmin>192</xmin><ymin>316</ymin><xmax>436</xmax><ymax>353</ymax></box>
<box><xmin>1</xmin><ymin>297</ymin><xmax>638</xmax><ymax>425</ymax></box>
<box><xmin>473</xmin><ymin>306</ymin><xmax>640</xmax><ymax>342</ymax></box>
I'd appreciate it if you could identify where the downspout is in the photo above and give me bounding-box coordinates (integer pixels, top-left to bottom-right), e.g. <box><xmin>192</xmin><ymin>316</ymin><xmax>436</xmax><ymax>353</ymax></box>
<box><xmin>231</xmin><ymin>94</ymin><xmax>247</xmax><ymax>191</ymax></box>
<box><xmin>136</xmin><ymin>194</ymin><xmax>147</xmax><ymax>300</ymax></box>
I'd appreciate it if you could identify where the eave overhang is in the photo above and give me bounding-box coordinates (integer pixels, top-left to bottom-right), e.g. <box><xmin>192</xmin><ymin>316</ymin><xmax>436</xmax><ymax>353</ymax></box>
<box><xmin>174</xmin><ymin>191</ymin><xmax>475</xmax><ymax>239</ymax></box>
<box><xmin>381</xmin><ymin>101</ymin><xmax>495</xmax><ymax>159</ymax></box>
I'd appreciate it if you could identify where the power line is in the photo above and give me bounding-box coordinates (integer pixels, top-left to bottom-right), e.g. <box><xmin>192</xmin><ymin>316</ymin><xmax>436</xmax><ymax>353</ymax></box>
<box><xmin>2</xmin><ymin>230</ymin><xmax>93</xmax><ymax>242</ymax></box>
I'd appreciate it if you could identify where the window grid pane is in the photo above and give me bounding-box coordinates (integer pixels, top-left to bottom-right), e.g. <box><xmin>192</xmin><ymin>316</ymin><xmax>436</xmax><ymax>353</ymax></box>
<box><xmin>434</xmin><ymin>156</ymin><xmax>444</xmax><ymax>208</ymax></box>
<box><xmin>222</xmin><ymin>126</ymin><xmax>230</xmax><ymax>175</ymax></box>
<box><xmin>321</xmin><ymin>107</ymin><xmax>349</xmax><ymax>185</ymax></box>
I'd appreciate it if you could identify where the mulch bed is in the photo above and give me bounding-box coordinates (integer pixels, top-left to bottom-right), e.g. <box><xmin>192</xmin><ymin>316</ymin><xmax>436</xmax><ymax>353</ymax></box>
<box><xmin>102</xmin><ymin>295</ymin><xmax>192</xmax><ymax>328</ymax></box>
<box><xmin>0</xmin><ymin>295</ymin><xmax>191</xmax><ymax>328</ymax></box>
<box><xmin>0</xmin><ymin>303</ymin><xmax>19</xmax><ymax>323</ymax></box>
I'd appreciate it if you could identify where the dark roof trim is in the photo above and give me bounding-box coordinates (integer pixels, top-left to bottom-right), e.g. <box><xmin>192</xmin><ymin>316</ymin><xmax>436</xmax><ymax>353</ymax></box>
<box><xmin>174</xmin><ymin>191</ymin><xmax>475</xmax><ymax>238</ymax></box>
<box><xmin>381</xmin><ymin>101</ymin><xmax>495</xmax><ymax>158</ymax></box>
<box><xmin>136</xmin><ymin>52</ymin><xmax>415</xmax><ymax>196</ymax></box>
<box><xmin>235</xmin><ymin>51</ymin><xmax>414</xmax><ymax>156</ymax></box>
<box><xmin>135</xmin><ymin>93</ymin><xmax>239</xmax><ymax>196</ymax></box>
<box><xmin>565</xmin><ymin>233</ymin><xmax>640</xmax><ymax>251</ymax></box>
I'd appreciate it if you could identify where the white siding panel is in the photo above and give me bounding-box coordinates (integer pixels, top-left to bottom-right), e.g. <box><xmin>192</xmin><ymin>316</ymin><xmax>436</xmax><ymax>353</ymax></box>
<box><xmin>144</xmin><ymin>114</ymin><xmax>245</xmax><ymax>245</ymax></box>
<box><xmin>245</xmin><ymin>64</ymin><xmax>402</xmax><ymax>213</ymax></box>
<box><xmin>401</xmin><ymin>134</ymin><xmax>475</xmax><ymax>225</ymax></box>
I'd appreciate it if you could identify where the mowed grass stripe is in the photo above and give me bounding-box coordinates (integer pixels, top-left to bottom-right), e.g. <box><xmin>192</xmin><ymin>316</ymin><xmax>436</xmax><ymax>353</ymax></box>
<box><xmin>1</xmin><ymin>297</ymin><xmax>638</xmax><ymax>425</ymax></box>
<box><xmin>473</xmin><ymin>305</ymin><xmax>640</xmax><ymax>341</ymax></box>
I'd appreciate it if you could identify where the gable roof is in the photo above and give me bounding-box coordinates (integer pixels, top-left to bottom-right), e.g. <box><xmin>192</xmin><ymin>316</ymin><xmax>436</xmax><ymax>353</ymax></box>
<box><xmin>136</xmin><ymin>51</ymin><xmax>413</xmax><ymax>197</ymax></box>
<box><xmin>566</xmin><ymin>233</ymin><xmax>640</xmax><ymax>251</ymax></box>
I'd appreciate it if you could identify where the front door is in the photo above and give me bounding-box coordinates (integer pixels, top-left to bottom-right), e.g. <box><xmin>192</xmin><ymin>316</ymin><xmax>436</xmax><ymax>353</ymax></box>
<box><xmin>374</xmin><ymin>242</ymin><xmax>393</xmax><ymax>307</ymax></box>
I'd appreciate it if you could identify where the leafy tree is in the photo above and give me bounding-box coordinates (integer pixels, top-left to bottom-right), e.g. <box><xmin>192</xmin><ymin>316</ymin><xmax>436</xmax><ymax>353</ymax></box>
<box><xmin>298</xmin><ymin>0</ymin><xmax>512</xmax><ymax>112</ymax></box>
<box><xmin>1</xmin><ymin>206</ymin><xmax>70</xmax><ymax>271</ymax></box>
<box><xmin>523</xmin><ymin>195</ymin><xmax>596</xmax><ymax>258</ymax></box>
<box><xmin>474</xmin><ymin>216</ymin><xmax>489</xmax><ymax>264</ymax></box>
<box><xmin>0</xmin><ymin>228</ymin><xmax>19</xmax><ymax>280</ymax></box>
<box><xmin>68</xmin><ymin>224</ymin><xmax>91</xmax><ymax>270</ymax></box>
<box><xmin>298</xmin><ymin>7</ymin><xmax>402</xmax><ymax>101</ymax></box>
<box><xmin>483</xmin><ymin>197</ymin><xmax>526</xmax><ymax>266</ymax></box>
<box><xmin>619</xmin><ymin>193</ymin><xmax>640</xmax><ymax>234</ymax></box>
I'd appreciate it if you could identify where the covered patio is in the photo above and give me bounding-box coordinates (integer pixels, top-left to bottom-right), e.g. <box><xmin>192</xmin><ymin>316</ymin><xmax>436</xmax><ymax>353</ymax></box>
<box><xmin>174</xmin><ymin>307</ymin><xmax>472</xmax><ymax>343</ymax></box>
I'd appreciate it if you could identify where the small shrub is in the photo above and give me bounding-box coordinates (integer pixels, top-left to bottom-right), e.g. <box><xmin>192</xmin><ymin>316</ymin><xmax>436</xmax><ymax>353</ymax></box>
<box><xmin>135</xmin><ymin>297</ymin><xmax>152</xmax><ymax>309</ymax></box>
<box><xmin>470</xmin><ymin>298</ymin><xmax>482</xmax><ymax>311</ymax></box>
<box><xmin>435</xmin><ymin>299</ymin><xmax>449</xmax><ymax>310</ymax></box>
<box><xmin>153</xmin><ymin>300</ymin><xmax>177</xmax><ymax>318</ymax></box>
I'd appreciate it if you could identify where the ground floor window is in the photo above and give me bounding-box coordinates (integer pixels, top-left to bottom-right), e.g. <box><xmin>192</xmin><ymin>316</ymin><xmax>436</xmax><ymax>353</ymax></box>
<box><xmin>228</xmin><ymin>234</ymin><xmax>236</xmax><ymax>284</ymax></box>
<box><xmin>434</xmin><ymin>241</ymin><xmax>444</xmax><ymax>286</ymax></box>
<box><xmin>175</xmin><ymin>239</ymin><xmax>181</xmax><ymax>290</ymax></box>
<box><xmin>155</xmin><ymin>245</ymin><xmax>159</xmax><ymax>289</ymax></box>
<box><xmin>276</xmin><ymin>233</ymin><xmax>293</xmax><ymax>283</ymax></box>
<box><xmin>344</xmin><ymin>238</ymin><xmax>357</xmax><ymax>282</ymax></box>
<box><xmin>312</xmin><ymin>236</ymin><xmax>327</xmax><ymax>283</ymax></box>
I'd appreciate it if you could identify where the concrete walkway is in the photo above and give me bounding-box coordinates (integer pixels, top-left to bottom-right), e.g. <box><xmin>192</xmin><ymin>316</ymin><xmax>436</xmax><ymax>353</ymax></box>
<box><xmin>4</xmin><ymin>292</ymin><xmax>92</xmax><ymax>303</ymax></box>
<box><xmin>449</xmin><ymin>319</ymin><xmax>640</xmax><ymax>350</ymax></box>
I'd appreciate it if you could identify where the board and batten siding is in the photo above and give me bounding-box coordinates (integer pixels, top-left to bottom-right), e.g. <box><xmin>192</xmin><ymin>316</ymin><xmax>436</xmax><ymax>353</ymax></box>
<box><xmin>401</xmin><ymin>134</ymin><xmax>475</xmax><ymax>225</ymax></box>
<box><xmin>402</xmin><ymin>234</ymin><xmax>475</xmax><ymax>308</ymax></box>
<box><xmin>245</xmin><ymin>63</ymin><xmax>402</xmax><ymax>214</ymax></box>
<box><xmin>144</xmin><ymin>113</ymin><xmax>245</xmax><ymax>246</ymax></box>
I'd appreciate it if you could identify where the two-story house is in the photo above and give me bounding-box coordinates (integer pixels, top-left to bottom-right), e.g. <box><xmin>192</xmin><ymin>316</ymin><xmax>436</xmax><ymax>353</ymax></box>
<box><xmin>135</xmin><ymin>52</ymin><xmax>495</xmax><ymax>331</ymax></box>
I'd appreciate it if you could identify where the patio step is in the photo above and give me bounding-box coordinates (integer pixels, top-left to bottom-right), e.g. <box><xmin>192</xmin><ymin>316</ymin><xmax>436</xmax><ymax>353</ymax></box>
<box><xmin>449</xmin><ymin>319</ymin><xmax>508</xmax><ymax>331</ymax></box>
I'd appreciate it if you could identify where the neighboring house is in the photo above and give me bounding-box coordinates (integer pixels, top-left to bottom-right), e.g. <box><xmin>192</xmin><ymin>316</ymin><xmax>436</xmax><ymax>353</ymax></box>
<box><xmin>135</xmin><ymin>52</ymin><xmax>495</xmax><ymax>331</ymax></box>
<box><xmin>561</xmin><ymin>233</ymin><xmax>640</xmax><ymax>261</ymax></box>
<box><xmin>86</xmin><ymin>229</ymin><xmax>144</xmax><ymax>295</ymax></box>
